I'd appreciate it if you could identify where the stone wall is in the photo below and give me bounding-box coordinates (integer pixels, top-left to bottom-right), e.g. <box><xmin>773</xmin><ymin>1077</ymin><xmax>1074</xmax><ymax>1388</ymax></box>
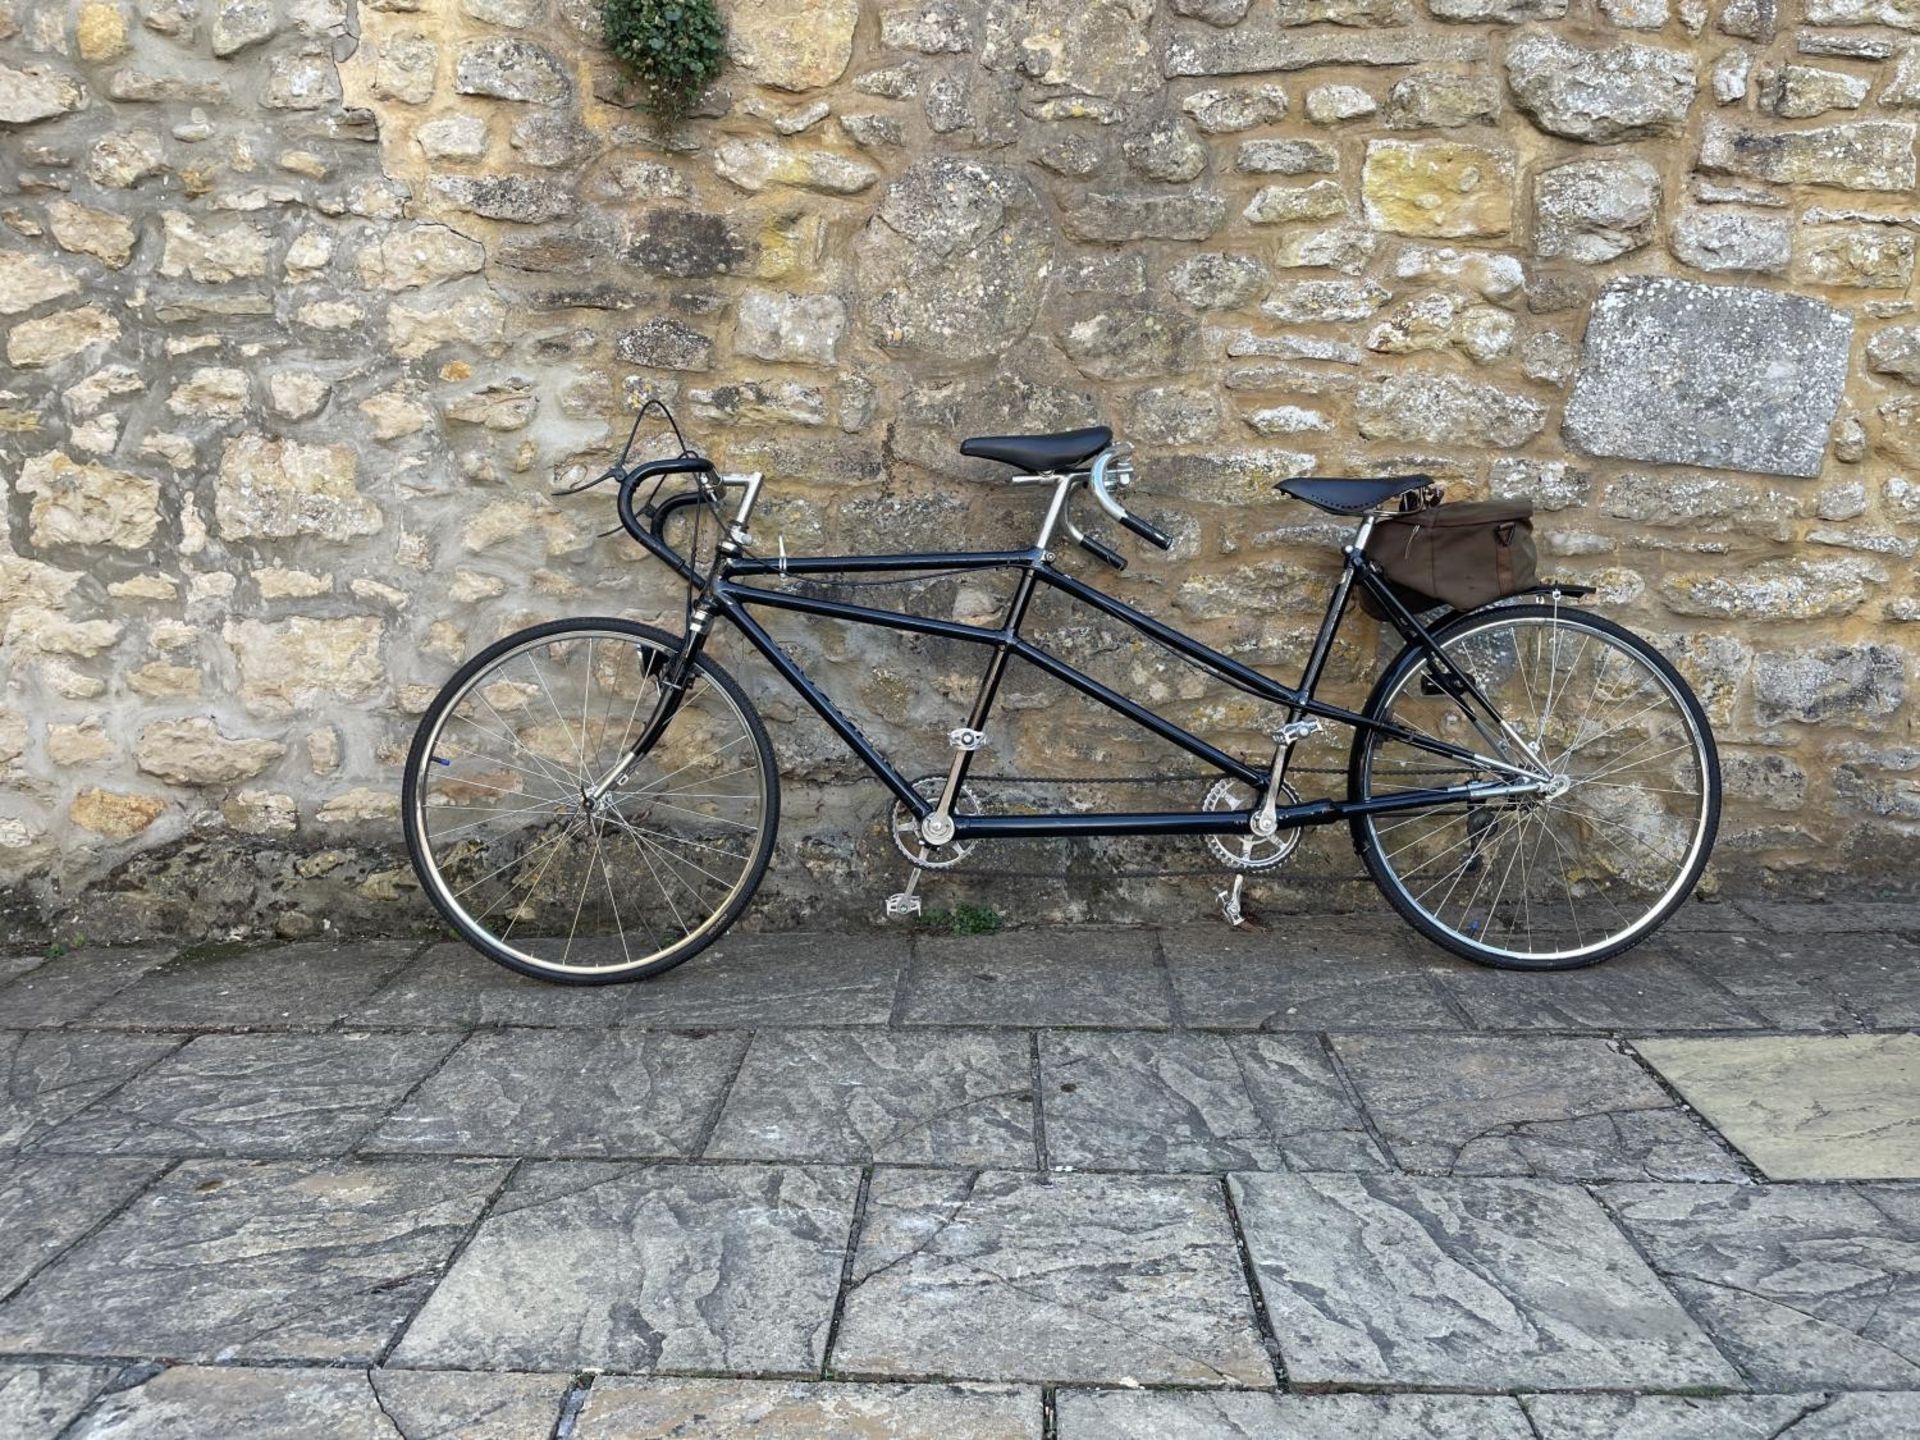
<box><xmin>2</xmin><ymin>0</ymin><xmax>1918</xmax><ymax>941</ymax></box>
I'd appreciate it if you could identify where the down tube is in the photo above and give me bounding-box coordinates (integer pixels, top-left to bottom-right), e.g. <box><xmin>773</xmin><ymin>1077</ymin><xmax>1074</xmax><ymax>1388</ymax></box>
<box><xmin>719</xmin><ymin>599</ymin><xmax>929</xmax><ymax>814</ymax></box>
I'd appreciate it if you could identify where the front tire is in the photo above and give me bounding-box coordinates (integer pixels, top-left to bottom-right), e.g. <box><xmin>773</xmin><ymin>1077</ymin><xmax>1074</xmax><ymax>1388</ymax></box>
<box><xmin>1349</xmin><ymin>604</ymin><xmax>1719</xmax><ymax>970</ymax></box>
<box><xmin>403</xmin><ymin>618</ymin><xmax>779</xmax><ymax>984</ymax></box>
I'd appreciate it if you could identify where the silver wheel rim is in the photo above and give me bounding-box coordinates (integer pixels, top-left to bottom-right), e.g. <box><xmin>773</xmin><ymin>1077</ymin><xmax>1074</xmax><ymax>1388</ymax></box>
<box><xmin>1361</xmin><ymin>614</ymin><xmax>1713</xmax><ymax>964</ymax></box>
<box><xmin>412</xmin><ymin>628</ymin><xmax>770</xmax><ymax>976</ymax></box>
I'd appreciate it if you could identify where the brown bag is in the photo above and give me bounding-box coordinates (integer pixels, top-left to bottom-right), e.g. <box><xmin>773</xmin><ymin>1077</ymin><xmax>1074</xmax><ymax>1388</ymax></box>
<box><xmin>1360</xmin><ymin>500</ymin><xmax>1537</xmax><ymax>618</ymax></box>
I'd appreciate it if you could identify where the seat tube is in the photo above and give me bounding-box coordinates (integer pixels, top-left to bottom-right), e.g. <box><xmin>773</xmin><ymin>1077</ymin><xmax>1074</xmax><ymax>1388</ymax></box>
<box><xmin>920</xmin><ymin>565</ymin><xmax>1040</xmax><ymax>844</ymax></box>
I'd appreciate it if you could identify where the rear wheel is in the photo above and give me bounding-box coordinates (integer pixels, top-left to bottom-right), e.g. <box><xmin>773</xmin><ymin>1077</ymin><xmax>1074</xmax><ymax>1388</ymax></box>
<box><xmin>403</xmin><ymin>618</ymin><xmax>779</xmax><ymax>984</ymax></box>
<box><xmin>1349</xmin><ymin>604</ymin><xmax>1718</xmax><ymax>970</ymax></box>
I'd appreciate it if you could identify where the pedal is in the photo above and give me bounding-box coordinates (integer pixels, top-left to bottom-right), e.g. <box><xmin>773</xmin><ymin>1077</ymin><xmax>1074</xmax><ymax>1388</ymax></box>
<box><xmin>1217</xmin><ymin>874</ymin><xmax>1247</xmax><ymax>928</ymax></box>
<box><xmin>885</xmin><ymin>891</ymin><xmax>923</xmax><ymax>919</ymax></box>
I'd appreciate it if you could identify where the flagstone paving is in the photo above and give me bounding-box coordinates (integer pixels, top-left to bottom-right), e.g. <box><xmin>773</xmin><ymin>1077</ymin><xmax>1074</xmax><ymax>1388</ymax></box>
<box><xmin>1</xmin><ymin>904</ymin><xmax>1917</xmax><ymax>1436</ymax></box>
<box><xmin>1636</xmin><ymin>1033</ymin><xmax>1920</xmax><ymax>1181</ymax></box>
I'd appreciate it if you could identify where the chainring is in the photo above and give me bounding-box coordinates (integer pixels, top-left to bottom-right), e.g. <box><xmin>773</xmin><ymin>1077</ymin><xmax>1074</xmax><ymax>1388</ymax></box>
<box><xmin>1203</xmin><ymin>778</ymin><xmax>1304</xmax><ymax>872</ymax></box>
<box><xmin>889</xmin><ymin>774</ymin><xmax>983</xmax><ymax>870</ymax></box>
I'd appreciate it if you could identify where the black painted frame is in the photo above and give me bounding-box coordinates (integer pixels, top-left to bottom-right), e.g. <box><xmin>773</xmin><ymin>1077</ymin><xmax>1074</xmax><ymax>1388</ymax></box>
<box><xmin>613</xmin><ymin>456</ymin><xmax>1546</xmax><ymax>840</ymax></box>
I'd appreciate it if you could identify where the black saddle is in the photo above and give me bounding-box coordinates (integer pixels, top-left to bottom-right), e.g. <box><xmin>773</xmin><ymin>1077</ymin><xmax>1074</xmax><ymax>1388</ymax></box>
<box><xmin>1278</xmin><ymin>475</ymin><xmax>1433</xmax><ymax>515</ymax></box>
<box><xmin>959</xmin><ymin>426</ymin><xmax>1112</xmax><ymax>473</ymax></box>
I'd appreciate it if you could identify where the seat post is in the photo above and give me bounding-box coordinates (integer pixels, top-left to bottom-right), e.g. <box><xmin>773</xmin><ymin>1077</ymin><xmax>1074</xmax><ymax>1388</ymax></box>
<box><xmin>1032</xmin><ymin>471</ymin><xmax>1077</xmax><ymax>552</ymax></box>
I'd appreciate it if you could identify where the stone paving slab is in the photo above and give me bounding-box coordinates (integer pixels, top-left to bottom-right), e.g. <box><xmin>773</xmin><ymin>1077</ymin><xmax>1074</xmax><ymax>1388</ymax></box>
<box><xmin>0</xmin><ymin>1364</ymin><xmax>115</xmax><ymax>1440</ymax></box>
<box><xmin>1693</xmin><ymin>933</ymin><xmax>1920</xmax><ymax>1030</ymax></box>
<box><xmin>1736</xmin><ymin>900</ymin><xmax>1920</xmax><ymax>935</ymax></box>
<box><xmin>0</xmin><ymin>955</ymin><xmax>46</xmax><ymax>986</ymax></box>
<box><xmin>1333</xmin><ymin>1034</ymin><xmax>1742</xmax><ymax>1181</ymax></box>
<box><xmin>1603</xmin><ymin>1183</ymin><xmax>1920</xmax><ymax>1390</ymax></box>
<box><xmin>1055</xmin><ymin>1389</ymin><xmax>1537</xmax><ymax>1439</ymax></box>
<box><xmin>365</xmin><ymin>1028</ymin><xmax>747</xmax><ymax>1159</ymax></box>
<box><xmin>1635</xmin><ymin>1034</ymin><xmax>1920</xmax><ymax>1180</ymax></box>
<box><xmin>357</xmin><ymin>941</ymin><xmax>661</xmax><ymax>1029</ymax></box>
<box><xmin>704</xmin><ymin>1029</ymin><xmax>1034</xmax><ymax>1166</ymax></box>
<box><xmin>1161</xmin><ymin>926</ymin><xmax>1466</xmax><ymax>1031</ymax></box>
<box><xmin>393</xmin><ymin>1161</ymin><xmax>857</xmax><ymax>1373</ymax></box>
<box><xmin>833</xmin><ymin>1168</ymin><xmax>1272</xmax><ymax>1387</ymax></box>
<box><xmin>1041</xmin><ymin>1031</ymin><xmax>1384</xmax><ymax>1173</ymax></box>
<box><xmin>0</xmin><ymin>1158</ymin><xmax>508</xmax><ymax>1363</ymax></box>
<box><xmin>1</xmin><ymin>1030</ymin><xmax>183</xmax><ymax>1152</ymax></box>
<box><xmin>37</xmin><ymin>1032</ymin><xmax>457</xmax><ymax>1158</ymax></box>
<box><xmin>1523</xmin><ymin>1391</ymin><xmax>1920</xmax><ymax>1439</ymax></box>
<box><xmin>1231</xmin><ymin>1172</ymin><xmax>1740</xmax><ymax>1390</ymax></box>
<box><xmin>619</xmin><ymin>933</ymin><xmax>907</xmax><ymax>1028</ymax></box>
<box><xmin>573</xmin><ymin>1378</ymin><xmax>1041</xmax><ymax>1439</ymax></box>
<box><xmin>1436</xmin><ymin>942</ymin><xmax>1763</xmax><ymax>1032</ymax></box>
<box><xmin>0</xmin><ymin>949</ymin><xmax>175</xmax><ymax>1028</ymax></box>
<box><xmin>61</xmin><ymin>1365</ymin><xmax>574</xmax><ymax>1440</ymax></box>
<box><xmin>84</xmin><ymin>942</ymin><xmax>422</xmax><ymax>1031</ymax></box>
<box><xmin>899</xmin><ymin>930</ymin><xmax>1171</xmax><ymax>1028</ymax></box>
<box><xmin>0</xmin><ymin>1156</ymin><xmax>166</xmax><ymax>1296</ymax></box>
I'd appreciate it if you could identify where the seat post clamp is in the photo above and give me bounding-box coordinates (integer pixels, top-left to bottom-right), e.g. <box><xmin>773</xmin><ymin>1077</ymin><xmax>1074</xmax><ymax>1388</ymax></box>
<box><xmin>948</xmin><ymin>727</ymin><xmax>988</xmax><ymax>752</ymax></box>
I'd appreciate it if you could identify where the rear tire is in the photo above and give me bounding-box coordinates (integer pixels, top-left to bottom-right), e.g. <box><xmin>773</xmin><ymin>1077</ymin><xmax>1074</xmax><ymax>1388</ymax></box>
<box><xmin>1349</xmin><ymin>604</ymin><xmax>1719</xmax><ymax>970</ymax></box>
<box><xmin>403</xmin><ymin>618</ymin><xmax>779</xmax><ymax>985</ymax></box>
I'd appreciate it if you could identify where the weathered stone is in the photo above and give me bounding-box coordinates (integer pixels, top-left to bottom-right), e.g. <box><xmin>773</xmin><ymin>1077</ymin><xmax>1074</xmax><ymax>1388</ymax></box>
<box><xmin>1245</xmin><ymin>179</ymin><xmax>1349</xmax><ymax>225</ymax></box>
<box><xmin>1362</xmin><ymin>140</ymin><xmax>1513</xmax><ymax>238</ymax></box>
<box><xmin>0</xmin><ymin>250</ymin><xmax>79</xmax><ymax>315</ymax></box>
<box><xmin>1699</xmin><ymin>119</ymin><xmax>1917</xmax><ymax>191</ymax></box>
<box><xmin>372</xmin><ymin>30</ymin><xmax>438</xmax><ymax>105</ymax></box>
<box><xmin>1235</xmin><ymin>137</ymin><xmax>1338</xmax><ymax>174</ymax></box>
<box><xmin>7</xmin><ymin>304</ymin><xmax>119</xmax><ymax>367</ymax></box>
<box><xmin>1564</xmin><ymin>278</ymin><xmax>1853</xmax><ymax>478</ymax></box>
<box><xmin>159</xmin><ymin>211</ymin><xmax>271</xmax><ymax>283</ymax></box>
<box><xmin>215</xmin><ymin>435</ymin><xmax>378</xmax><ymax>541</ymax></box>
<box><xmin>713</xmin><ymin>139</ymin><xmax>879</xmax><ymax>195</ymax></box>
<box><xmin>132</xmin><ymin>718</ymin><xmax>286</xmax><ymax>788</ymax></box>
<box><xmin>262</xmin><ymin>50</ymin><xmax>341</xmax><ymax>109</ymax></box>
<box><xmin>1795</xmin><ymin>226</ymin><xmax>1916</xmax><ymax>289</ymax></box>
<box><xmin>1658</xmin><ymin>558</ymin><xmax>1881</xmax><ymax>619</ymax></box>
<box><xmin>734</xmin><ymin>289</ymin><xmax>847</xmax><ymax>367</ymax></box>
<box><xmin>1533</xmin><ymin>157</ymin><xmax>1662</xmax><ymax>263</ymax></box>
<box><xmin>417</xmin><ymin>113</ymin><xmax>489</xmax><ymax>160</ymax></box>
<box><xmin>167</xmin><ymin>366</ymin><xmax>250</xmax><ymax>419</ymax></box>
<box><xmin>1355</xmin><ymin>370</ymin><xmax>1544</xmax><ymax>447</ymax></box>
<box><xmin>1261</xmin><ymin>277</ymin><xmax>1390</xmax><ymax>322</ymax></box>
<box><xmin>464</xmin><ymin>0</ymin><xmax>546</xmax><ymax>22</ymax></box>
<box><xmin>1167</xmin><ymin>252</ymin><xmax>1268</xmax><ymax>310</ymax></box>
<box><xmin>359</xmin><ymin>387</ymin><xmax>433</xmax><ymax>440</ymax></box>
<box><xmin>613</xmin><ymin>316</ymin><xmax>713</xmax><ymax>371</ymax></box>
<box><xmin>1605</xmin><ymin>1182</ymin><xmax>1920</xmax><ymax>1388</ymax></box>
<box><xmin>1759</xmin><ymin>63</ymin><xmax>1867</xmax><ymax>118</ymax></box>
<box><xmin>687</xmin><ymin>380</ymin><xmax>826</xmax><ymax>427</ymax></box>
<box><xmin>1713</xmin><ymin>48</ymin><xmax>1752</xmax><ymax>104</ymax></box>
<box><xmin>1506</xmin><ymin>35</ymin><xmax>1697</xmax><ymax>142</ymax></box>
<box><xmin>625</xmin><ymin>208</ymin><xmax>748</xmax><ymax>278</ymax></box>
<box><xmin>837</xmin><ymin>1170</ymin><xmax>1270</xmax><ymax>1385</ymax></box>
<box><xmin>1669</xmin><ymin>207</ymin><xmax>1792</xmax><ymax>275</ymax></box>
<box><xmin>1805</xmin><ymin>0</ymin><xmax>1920</xmax><ymax>24</ymax></box>
<box><xmin>728</xmin><ymin>0</ymin><xmax>857</xmax><ymax>91</ymax></box>
<box><xmin>1604</xmin><ymin>472</ymin><xmax>1797</xmax><ymax>540</ymax></box>
<box><xmin>353</xmin><ymin>224</ymin><xmax>484</xmax><ymax>291</ymax></box>
<box><xmin>1234</xmin><ymin>1173</ymin><xmax>1739</xmax><ymax>1389</ymax></box>
<box><xmin>1166</xmin><ymin>23</ymin><xmax>1487</xmax><ymax>77</ymax></box>
<box><xmin>1867</xmin><ymin>325</ymin><xmax>1920</xmax><ymax>382</ymax></box>
<box><xmin>1754</xmin><ymin>644</ymin><xmax>1905</xmax><ymax>727</ymax></box>
<box><xmin>455</xmin><ymin>36</ymin><xmax>569</xmax><ymax>104</ymax></box>
<box><xmin>1383</xmin><ymin>73</ymin><xmax>1499</xmax><ymax>129</ymax></box>
<box><xmin>1304</xmin><ymin>83</ymin><xmax>1376</xmax><ymax>123</ymax></box>
<box><xmin>387</xmin><ymin>285</ymin><xmax>508</xmax><ymax>357</ymax></box>
<box><xmin>1012</xmin><ymin>0</ymin><xmax>1157</xmax><ymax>98</ymax></box>
<box><xmin>0</xmin><ymin>62</ymin><xmax>88</xmax><ymax>124</ymax></box>
<box><xmin>1428</xmin><ymin>0</ymin><xmax>1566</xmax><ymax>15</ymax></box>
<box><xmin>396</xmin><ymin>1162</ymin><xmax>855</xmax><ymax>1371</ymax></box>
<box><xmin>1334</xmin><ymin>1035</ymin><xmax>1739</xmax><ymax>1181</ymax></box>
<box><xmin>1129</xmin><ymin>385</ymin><xmax>1221</xmax><ymax>444</ymax></box>
<box><xmin>1059</xmin><ymin>308</ymin><xmax>1198</xmax><ymax>380</ymax></box>
<box><xmin>1182</xmin><ymin>83</ymin><xmax>1287</xmax><ymax>133</ymax></box>
<box><xmin>87</xmin><ymin>128</ymin><xmax>165</xmax><ymax>188</ymax></box>
<box><xmin>45</xmin><ymin>199</ymin><xmax>136</xmax><ymax>268</ymax></box>
<box><xmin>16</xmin><ymin>452</ymin><xmax>160</xmax><ymax>550</ymax></box>
<box><xmin>858</xmin><ymin>158</ymin><xmax>1054</xmax><ymax>361</ymax></box>
<box><xmin>1121</xmin><ymin>114</ymin><xmax>1206</xmax><ymax>182</ymax></box>
<box><xmin>225</xmin><ymin>615</ymin><xmax>386</xmax><ymax>716</ymax></box>
<box><xmin>429</xmin><ymin>174</ymin><xmax>574</xmax><ymax>222</ymax></box>
<box><xmin>70</xmin><ymin>788</ymin><xmax>166</xmax><ymax>840</ymax></box>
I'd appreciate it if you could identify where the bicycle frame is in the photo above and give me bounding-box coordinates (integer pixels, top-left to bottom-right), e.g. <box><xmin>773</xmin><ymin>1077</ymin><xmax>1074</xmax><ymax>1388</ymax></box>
<box><xmin>611</xmin><ymin>456</ymin><xmax>1550</xmax><ymax>843</ymax></box>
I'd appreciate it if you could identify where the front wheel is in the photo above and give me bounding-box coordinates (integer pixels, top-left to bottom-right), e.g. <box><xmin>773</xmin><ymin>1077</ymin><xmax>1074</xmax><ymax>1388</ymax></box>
<box><xmin>403</xmin><ymin>618</ymin><xmax>779</xmax><ymax>984</ymax></box>
<box><xmin>1349</xmin><ymin>604</ymin><xmax>1719</xmax><ymax>970</ymax></box>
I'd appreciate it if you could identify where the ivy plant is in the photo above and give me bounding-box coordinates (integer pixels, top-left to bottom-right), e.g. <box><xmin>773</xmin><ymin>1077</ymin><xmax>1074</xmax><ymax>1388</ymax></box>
<box><xmin>601</xmin><ymin>0</ymin><xmax>727</xmax><ymax>128</ymax></box>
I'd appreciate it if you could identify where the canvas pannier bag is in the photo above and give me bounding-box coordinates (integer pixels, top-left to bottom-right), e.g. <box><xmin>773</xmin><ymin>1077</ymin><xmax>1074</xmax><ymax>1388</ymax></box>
<box><xmin>1360</xmin><ymin>499</ymin><xmax>1537</xmax><ymax>618</ymax></box>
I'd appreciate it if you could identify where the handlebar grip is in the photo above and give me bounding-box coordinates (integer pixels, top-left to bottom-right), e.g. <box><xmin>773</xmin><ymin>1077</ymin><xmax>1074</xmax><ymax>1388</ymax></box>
<box><xmin>1077</xmin><ymin>532</ymin><xmax>1128</xmax><ymax>571</ymax></box>
<box><xmin>1120</xmin><ymin>511</ymin><xmax>1173</xmax><ymax>552</ymax></box>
